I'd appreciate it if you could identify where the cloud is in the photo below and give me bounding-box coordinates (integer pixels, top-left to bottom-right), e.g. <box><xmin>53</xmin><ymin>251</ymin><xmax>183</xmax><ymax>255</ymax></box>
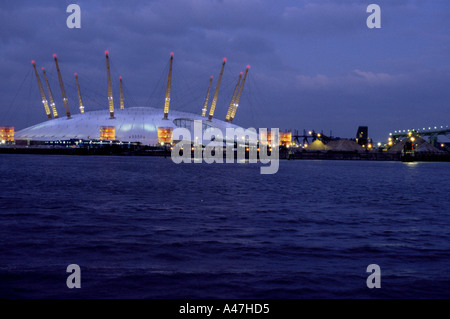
<box><xmin>295</xmin><ymin>69</ymin><xmax>410</xmax><ymax>92</ymax></box>
<box><xmin>281</xmin><ymin>2</ymin><xmax>364</xmax><ymax>36</ymax></box>
<box><xmin>294</xmin><ymin>66</ymin><xmax>450</xmax><ymax>97</ymax></box>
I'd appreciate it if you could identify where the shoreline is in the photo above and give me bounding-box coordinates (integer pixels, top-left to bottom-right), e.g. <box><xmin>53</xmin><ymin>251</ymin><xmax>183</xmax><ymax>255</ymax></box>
<box><xmin>1</xmin><ymin>145</ymin><xmax>449</xmax><ymax>162</ymax></box>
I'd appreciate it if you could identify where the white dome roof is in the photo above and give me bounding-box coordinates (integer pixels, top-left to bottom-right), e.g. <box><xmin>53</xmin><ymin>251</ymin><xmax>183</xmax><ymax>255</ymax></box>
<box><xmin>15</xmin><ymin>107</ymin><xmax>248</xmax><ymax>145</ymax></box>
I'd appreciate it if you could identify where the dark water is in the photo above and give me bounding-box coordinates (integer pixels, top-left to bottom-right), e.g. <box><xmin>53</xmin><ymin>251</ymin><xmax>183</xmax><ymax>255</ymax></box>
<box><xmin>0</xmin><ymin>154</ymin><xmax>449</xmax><ymax>298</ymax></box>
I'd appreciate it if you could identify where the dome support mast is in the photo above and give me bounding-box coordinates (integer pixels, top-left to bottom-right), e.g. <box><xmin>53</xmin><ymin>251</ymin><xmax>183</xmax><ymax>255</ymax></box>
<box><xmin>53</xmin><ymin>54</ymin><xmax>71</xmax><ymax>119</ymax></box>
<box><xmin>31</xmin><ymin>61</ymin><xmax>52</xmax><ymax>120</ymax></box>
<box><xmin>74</xmin><ymin>73</ymin><xmax>85</xmax><ymax>114</ymax></box>
<box><xmin>208</xmin><ymin>58</ymin><xmax>226</xmax><ymax>121</ymax></box>
<box><xmin>201</xmin><ymin>76</ymin><xmax>213</xmax><ymax>117</ymax></box>
<box><xmin>163</xmin><ymin>52</ymin><xmax>174</xmax><ymax>120</ymax></box>
<box><xmin>230</xmin><ymin>65</ymin><xmax>250</xmax><ymax>124</ymax></box>
<box><xmin>119</xmin><ymin>76</ymin><xmax>125</xmax><ymax>110</ymax></box>
<box><xmin>225</xmin><ymin>71</ymin><xmax>242</xmax><ymax>122</ymax></box>
<box><xmin>105</xmin><ymin>51</ymin><xmax>114</xmax><ymax>119</ymax></box>
<box><xmin>41</xmin><ymin>67</ymin><xmax>59</xmax><ymax>118</ymax></box>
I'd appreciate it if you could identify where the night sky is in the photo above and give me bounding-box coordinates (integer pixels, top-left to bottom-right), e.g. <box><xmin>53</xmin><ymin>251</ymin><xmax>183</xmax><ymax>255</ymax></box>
<box><xmin>1</xmin><ymin>0</ymin><xmax>449</xmax><ymax>142</ymax></box>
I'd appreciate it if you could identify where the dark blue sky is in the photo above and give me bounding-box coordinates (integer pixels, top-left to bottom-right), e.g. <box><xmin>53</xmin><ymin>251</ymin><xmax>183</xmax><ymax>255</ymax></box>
<box><xmin>1</xmin><ymin>0</ymin><xmax>449</xmax><ymax>142</ymax></box>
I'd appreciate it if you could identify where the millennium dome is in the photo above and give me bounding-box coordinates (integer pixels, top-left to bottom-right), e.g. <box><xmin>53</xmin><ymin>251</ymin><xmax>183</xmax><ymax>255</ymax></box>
<box><xmin>12</xmin><ymin>52</ymin><xmax>255</xmax><ymax>146</ymax></box>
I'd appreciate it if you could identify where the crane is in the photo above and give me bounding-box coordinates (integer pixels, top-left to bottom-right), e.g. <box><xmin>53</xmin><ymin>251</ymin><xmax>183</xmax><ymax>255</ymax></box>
<box><xmin>53</xmin><ymin>54</ymin><xmax>71</xmax><ymax>118</ymax></box>
<box><xmin>31</xmin><ymin>60</ymin><xmax>52</xmax><ymax>120</ymax></box>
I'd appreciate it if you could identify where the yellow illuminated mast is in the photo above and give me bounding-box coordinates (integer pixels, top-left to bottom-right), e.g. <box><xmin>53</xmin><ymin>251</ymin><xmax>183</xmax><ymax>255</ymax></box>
<box><xmin>225</xmin><ymin>71</ymin><xmax>243</xmax><ymax>122</ymax></box>
<box><xmin>105</xmin><ymin>51</ymin><xmax>114</xmax><ymax>119</ymax></box>
<box><xmin>41</xmin><ymin>67</ymin><xmax>59</xmax><ymax>118</ymax></box>
<box><xmin>53</xmin><ymin>54</ymin><xmax>71</xmax><ymax>118</ymax></box>
<box><xmin>119</xmin><ymin>76</ymin><xmax>125</xmax><ymax>110</ymax></box>
<box><xmin>208</xmin><ymin>58</ymin><xmax>226</xmax><ymax>121</ymax></box>
<box><xmin>230</xmin><ymin>65</ymin><xmax>250</xmax><ymax>123</ymax></box>
<box><xmin>163</xmin><ymin>52</ymin><xmax>174</xmax><ymax>120</ymax></box>
<box><xmin>74</xmin><ymin>73</ymin><xmax>85</xmax><ymax>114</ymax></box>
<box><xmin>201</xmin><ymin>76</ymin><xmax>213</xmax><ymax>117</ymax></box>
<box><xmin>31</xmin><ymin>60</ymin><xmax>52</xmax><ymax>120</ymax></box>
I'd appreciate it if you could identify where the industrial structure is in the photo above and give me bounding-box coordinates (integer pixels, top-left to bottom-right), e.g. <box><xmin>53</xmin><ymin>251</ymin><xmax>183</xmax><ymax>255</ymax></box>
<box><xmin>12</xmin><ymin>52</ymin><xmax>254</xmax><ymax>146</ymax></box>
<box><xmin>389</xmin><ymin>126</ymin><xmax>450</xmax><ymax>148</ymax></box>
<box><xmin>356</xmin><ymin>126</ymin><xmax>369</xmax><ymax>147</ymax></box>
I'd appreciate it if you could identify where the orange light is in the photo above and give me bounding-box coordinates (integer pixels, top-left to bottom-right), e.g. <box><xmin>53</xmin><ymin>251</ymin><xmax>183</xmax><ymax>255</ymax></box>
<box><xmin>0</xmin><ymin>127</ymin><xmax>14</xmax><ymax>142</ymax></box>
<box><xmin>279</xmin><ymin>132</ymin><xmax>292</xmax><ymax>146</ymax></box>
<box><xmin>158</xmin><ymin>127</ymin><xmax>173</xmax><ymax>144</ymax></box>
<box><xmin>100</xmin><ymin>126</ymin><xmax>115</xmax><ymax>141</ymax></box>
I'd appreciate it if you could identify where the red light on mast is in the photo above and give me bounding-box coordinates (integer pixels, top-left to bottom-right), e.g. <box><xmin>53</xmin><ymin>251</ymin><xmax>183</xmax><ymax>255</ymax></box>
<box><xmin>53</xmin><ymin>54</ymin><xmax>57</xmax><ymax>59</ymax></box>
